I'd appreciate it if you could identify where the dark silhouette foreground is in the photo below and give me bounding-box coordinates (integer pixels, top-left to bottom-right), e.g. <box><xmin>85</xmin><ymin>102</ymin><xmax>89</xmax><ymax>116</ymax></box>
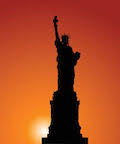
<box><xmin>42</xmin><ymin>16</ymin><xmax>88</xmax><ymax>144</ymax></box>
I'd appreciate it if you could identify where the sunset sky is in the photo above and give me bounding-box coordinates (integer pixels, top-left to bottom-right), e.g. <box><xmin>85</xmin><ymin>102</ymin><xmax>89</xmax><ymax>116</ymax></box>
<box><xmin>0</xmin><ymin>0</ymin><xmax>120</xmax><ymax>144</ymax></box>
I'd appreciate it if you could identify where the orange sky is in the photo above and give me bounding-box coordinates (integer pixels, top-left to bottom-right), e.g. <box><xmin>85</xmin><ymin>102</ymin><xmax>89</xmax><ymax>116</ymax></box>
<box><xmin>0</xmin><ymin>0</ymin><xmax>120</xmax><ymax>144</ymax></box>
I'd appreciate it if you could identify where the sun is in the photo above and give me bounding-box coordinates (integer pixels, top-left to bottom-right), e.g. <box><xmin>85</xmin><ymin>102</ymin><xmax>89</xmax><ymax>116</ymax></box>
<box><xmin>29</xmin><ymin>118</ymin><xmax>50</xmax><ymax>143</ymax></box>
<box><xmin>41</xmin><ymin>127</ymin><xmax>48</xmax><ymax>136</ymax></box>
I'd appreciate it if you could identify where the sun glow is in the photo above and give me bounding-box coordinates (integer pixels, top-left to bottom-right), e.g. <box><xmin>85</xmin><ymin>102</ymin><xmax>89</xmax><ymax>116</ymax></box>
<box><xmin>29</xmin><ymin>118</ymin><xmax>50</xmax><ymax>143</ymax></box>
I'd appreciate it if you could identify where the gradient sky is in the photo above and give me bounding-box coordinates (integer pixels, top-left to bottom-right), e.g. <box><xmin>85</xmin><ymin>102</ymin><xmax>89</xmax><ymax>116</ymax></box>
<box><xmin>0</xmin><ymin>0</ymin><xmax>120</xmax><ymax>144</ymax></box>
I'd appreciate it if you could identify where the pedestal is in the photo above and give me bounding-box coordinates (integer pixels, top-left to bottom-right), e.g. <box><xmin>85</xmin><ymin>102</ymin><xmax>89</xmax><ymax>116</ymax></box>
<box><xmin>42</xmin><ymin>137</ymin><xmax>88</xmax><ymax>144</ymax></box>
<box><xmin>42</xmin><ymin>90</ymin><xmax>88</xmax><ymax>144</ymax></box>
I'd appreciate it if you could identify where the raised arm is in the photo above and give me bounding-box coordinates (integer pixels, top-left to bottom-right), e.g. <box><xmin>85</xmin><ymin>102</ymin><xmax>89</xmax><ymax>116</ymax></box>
<box><xmin>53</xmin><ymin>16</ymin><xmax>60</xmax><ymax>40</ymax></box>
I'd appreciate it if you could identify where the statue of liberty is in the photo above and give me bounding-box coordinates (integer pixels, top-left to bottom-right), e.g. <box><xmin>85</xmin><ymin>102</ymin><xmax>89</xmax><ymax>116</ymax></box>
<box><xmin>42</xmin><ymin>16</ymin><xmax>88</xmax><ymax>144</ymax></box>
<box><xmin>53</xmin><ymin>16</ymin><xmax>80</xmax><ymax>92</ymax></box>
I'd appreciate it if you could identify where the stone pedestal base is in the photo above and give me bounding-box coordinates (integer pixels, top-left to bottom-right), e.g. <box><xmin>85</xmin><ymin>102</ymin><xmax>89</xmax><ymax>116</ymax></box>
<box><xmin>42</xmin><ymin>137</ymin><xmax>88</xmax><ymax>144</ymax></box>
<box><xmin>42</xmin><ymin>90</ymin><xmax>88</xmax><ymax>144</ymax></box>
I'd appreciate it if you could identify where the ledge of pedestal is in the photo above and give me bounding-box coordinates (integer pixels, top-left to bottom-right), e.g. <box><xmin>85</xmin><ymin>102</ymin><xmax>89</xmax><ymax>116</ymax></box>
<box><xmin>42</xmin><ymin>137</ymin><xmax>88</xmax><ymax>144</ymax></box>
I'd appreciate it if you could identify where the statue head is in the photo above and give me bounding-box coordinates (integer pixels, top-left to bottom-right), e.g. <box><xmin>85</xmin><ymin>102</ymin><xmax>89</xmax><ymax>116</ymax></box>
<box><xmin>61</xmin><ymin>35</ymin><xmax>69</xmax><ymax>45</ymax></box>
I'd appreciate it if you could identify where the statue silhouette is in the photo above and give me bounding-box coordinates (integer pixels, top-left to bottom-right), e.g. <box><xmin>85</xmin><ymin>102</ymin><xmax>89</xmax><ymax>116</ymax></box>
<box><xmin>42</xmin><ymin>16</ymin><xmax>88</xmax><ymax>144</ymax></box>
<box><xmin>53</xmin><ymin>16</ymin><xmax>80</xmax><ymax>92</ymax></box>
